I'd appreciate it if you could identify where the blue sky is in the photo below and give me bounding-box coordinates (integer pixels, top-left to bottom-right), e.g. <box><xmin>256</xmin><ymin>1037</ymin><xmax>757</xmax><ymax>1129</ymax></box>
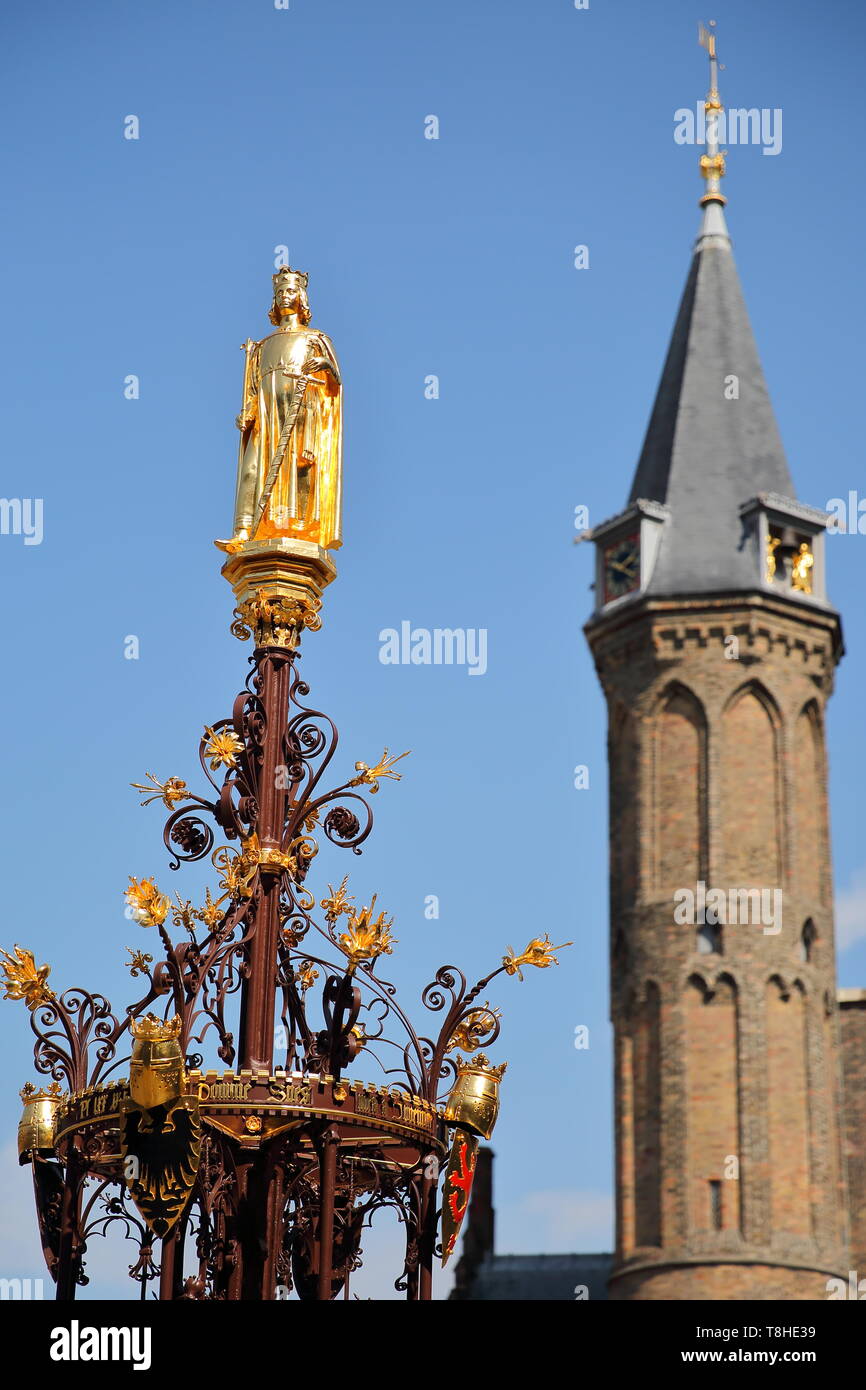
<box><xmin>1</xmin><ymin>0</ymin><xmax>865</xmax><ymax>1299</ymax></box>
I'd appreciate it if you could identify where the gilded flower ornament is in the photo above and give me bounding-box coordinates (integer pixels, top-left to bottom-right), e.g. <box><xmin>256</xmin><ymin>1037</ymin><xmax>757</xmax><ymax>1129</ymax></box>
<box><xmin>214</xmin><ymin>841</ymin><xmax>259</xmax><ymax>901</ymax></box>
<box><xmin>503</xmin><ymin>935</ymin><xmax>572</xmax><ymax>982</ymax></box>
<box><xmin>447</xmin><ymin>1004</ymin><xmax>502</xmax><ymax>1053</ymax></box>
<box><xmin>0</xmin><ymin>945</ymin><xmax>55</xmax><ymax>1011</ymax></box>
<box><xmin>348</xmin><ymin>748</ymin><xmax>410</xmax><ymax>794</ymax></box>
<box><xmin>126</xmin><ymin>877</ymin><xmax>171</xmax><ymax>928</ymax></box>
<box><xmin>321</xmin><ymin>875</ymin><xmax>354</xmax><ymax>924</ymax></box>
<box><xmin>295</xmin><ymin>961</ymin><xmax>319</xmax><ymax>994</ymax></box>
<box><xmin>336</xmin><ymin>896</ymin><xmax>395</xmax><ymax>972</ymax></box>
<box><xmin>130</xmin><ymin>773</ymin><xmax>190</xmax><ymax>810</ymax></box>
<box><xmin>197</xmin><ymin>886</ymin><xmax>224</xmax><ymax>929</ymax></box>
<box><xmin>203</xmin><ymin>726</ymin><xmax>245</xmax><ymax>771</ymax></box>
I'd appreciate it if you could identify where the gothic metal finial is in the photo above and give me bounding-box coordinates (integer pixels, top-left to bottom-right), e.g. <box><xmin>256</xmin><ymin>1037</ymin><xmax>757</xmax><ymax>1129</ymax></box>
<box><xmin>698</xmin><ymin>21</ymin><xmax>727</xmax><ymax>206</ymax></box>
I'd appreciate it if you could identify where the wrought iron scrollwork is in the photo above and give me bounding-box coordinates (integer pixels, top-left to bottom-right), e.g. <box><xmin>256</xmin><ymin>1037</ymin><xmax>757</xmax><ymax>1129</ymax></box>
<box><xmin>3</xmin><ymin>640</ymin><xmax>565</xmax><ymax>1302</ymax></box>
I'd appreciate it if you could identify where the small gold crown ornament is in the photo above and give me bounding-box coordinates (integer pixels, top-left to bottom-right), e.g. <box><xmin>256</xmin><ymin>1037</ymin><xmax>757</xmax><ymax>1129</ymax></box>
<box><xmin>17</xmin><ymin>1081</ymin><xmax>64</xmax><ymax>1165</ymax></box>
<box><xmin>129</xmin><ymin>1014</ymin><xmax>185</xmax><ymax>1112</ymax></box>
<box><xmin>444</xmin><ymin>1052</ymin><xmax>508</xmax><ymax>1141</ymax></box>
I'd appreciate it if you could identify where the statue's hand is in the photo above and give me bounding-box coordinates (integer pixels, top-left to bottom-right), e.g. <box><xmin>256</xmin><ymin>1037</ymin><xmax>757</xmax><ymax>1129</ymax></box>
<box><xmin>235</xmin><ymin>412</ymin><xmax>254</xmax><ymax>431</ymax></box>
<box><xmin>307</xmin><ymin>357</ymin><xmax>341</xmax><ymax>386</ymax></box>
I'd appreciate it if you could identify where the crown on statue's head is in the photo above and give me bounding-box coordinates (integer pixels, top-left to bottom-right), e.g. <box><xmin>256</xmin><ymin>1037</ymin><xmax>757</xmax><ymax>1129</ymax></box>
<box><xmin>131</xmin><ymin>1013</ymin><xmax>182</xmax><ymax>1041</ymax></box>
<box><xmin>272</xmin><ymin>265</ymin><xmax>309</xmax><ymax>290</ymax></box>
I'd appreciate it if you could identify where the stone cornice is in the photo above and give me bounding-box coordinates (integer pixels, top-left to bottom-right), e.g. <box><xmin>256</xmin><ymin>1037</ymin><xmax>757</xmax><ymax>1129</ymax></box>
<box><xmin>585</xmin><ymin>592</ymin><xmax>842</xmax><ymax>697</ymax></box>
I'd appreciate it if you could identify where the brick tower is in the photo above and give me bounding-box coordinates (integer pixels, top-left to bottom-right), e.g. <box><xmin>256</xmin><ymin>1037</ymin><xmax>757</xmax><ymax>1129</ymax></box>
<box><xmin>584</xmin><ymin>36</ymin><xmax>849</xmax><ymax>1300</ymax></box>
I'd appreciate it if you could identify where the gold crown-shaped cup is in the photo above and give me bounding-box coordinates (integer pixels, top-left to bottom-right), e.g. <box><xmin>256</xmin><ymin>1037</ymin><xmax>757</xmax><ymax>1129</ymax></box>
<box><xmin>18</xmin><ymin>1081</ymin><xmax>64</xmax><ymax>1164</ymax></box>
<box><xmin>129</xmin><ymin>1014</ymin><xmax>185</xmax><ymax>1111</ymax></box>
<box><xmin>444</xmin><ymin>1053</ymin><xmax>507</xmax><ymax>1140</ymax></box>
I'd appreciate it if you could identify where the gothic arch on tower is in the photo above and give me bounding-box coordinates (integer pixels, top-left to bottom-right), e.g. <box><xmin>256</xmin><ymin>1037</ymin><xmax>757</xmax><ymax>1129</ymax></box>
<box><xmin>609</xmin><ymin>699</ymin><xmax>639</xmax><ymax>918</ymax></box>
<box><xmin>767</xmin><ymin>971</ymin><xmax>791</xmax><ymax>1001</ymax></box>
<box><xmin>684</xmin><ymin>970</ymin><xmax>741</xmax><ymax>1236</ymax></box>
<box><xmin>765</xmin><ymin>974</ymin><xmax>810</xmax><ymax>1003</ymax></box>
<box><xmin>633</xmin><ymin>978</ymin><xmax>662</xmax><ymax>1247</ymax></box>
<box><xmin>715</xmin><ymin>968</ymin><xmax>739</xmax><ymax>995</ymax></box>
<box><xmin>651</xmin><ymin>681</ymin><xmax>707</xmax><ymax>895</ymax></box>
<box><xmin>686</xmin><ymin>969</ymin><xmax>713</xmax><ymax>1002</ymax></box>
<box><xmin>721</xmin><ymin>676</ymin><xmax>783</xmax><ymax>727</ymax></box>
<box><xmin>800</xmin><ymin>697</ymin><xmax>824</xmax><ymax>733</ymax></box>
<box><xmin>765</xmin><ymin>974</ymin><xmax>811</xmax><ymax>1240</ymax></box>
<box><xmin>720</xmin><ymin>680</ymin><xmax>784</xmax><ymax>886</ymax></box>
<box><xmin>792</xmin><ymin>700</ymin><xmax>828</xmax><ymax>909</ymax></box>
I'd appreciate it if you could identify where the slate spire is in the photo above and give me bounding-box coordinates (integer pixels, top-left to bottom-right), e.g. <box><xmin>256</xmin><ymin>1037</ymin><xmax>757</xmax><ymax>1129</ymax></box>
<box><xmin>628</xmin><ymin>25</ymin><xmax>794</xmax><ymax>595</ymax></box>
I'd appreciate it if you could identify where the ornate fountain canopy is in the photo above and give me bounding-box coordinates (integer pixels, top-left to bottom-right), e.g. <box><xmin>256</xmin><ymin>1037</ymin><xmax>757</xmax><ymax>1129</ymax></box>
<box><xmin>1</xmin><ymin>266</ymin><xmax>568</xmax><ymax>1301</ymax></box>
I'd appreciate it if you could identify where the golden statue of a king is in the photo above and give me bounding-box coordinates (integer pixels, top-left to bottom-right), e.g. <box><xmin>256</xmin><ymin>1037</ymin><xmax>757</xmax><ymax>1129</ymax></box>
<box><xmin>216</xmin><ymin>266</ymin><xmax>342</xmax><ymax>553</ymax></box>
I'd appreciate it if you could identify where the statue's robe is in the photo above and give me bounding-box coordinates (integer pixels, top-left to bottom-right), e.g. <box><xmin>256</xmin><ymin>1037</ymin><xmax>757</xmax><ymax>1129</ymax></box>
<box><xmin>233</xmin><ymin>325</ymin><xmax>342</xmax><ymax>549</ymax></box>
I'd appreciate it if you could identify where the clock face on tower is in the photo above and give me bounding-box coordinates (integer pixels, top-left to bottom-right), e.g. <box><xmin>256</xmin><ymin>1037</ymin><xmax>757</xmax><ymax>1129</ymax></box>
<box><xmin>603</xmin><ymin>532</ymin><xmax>640</xmax><ymax>602</ymax></box>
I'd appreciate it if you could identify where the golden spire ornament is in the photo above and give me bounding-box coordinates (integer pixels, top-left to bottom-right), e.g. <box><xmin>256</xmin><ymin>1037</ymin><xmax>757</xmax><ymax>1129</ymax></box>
<box><xmin>698</xmin><ymin>20</ymin><xmax>726</xmax><ymax>206</ymax></box>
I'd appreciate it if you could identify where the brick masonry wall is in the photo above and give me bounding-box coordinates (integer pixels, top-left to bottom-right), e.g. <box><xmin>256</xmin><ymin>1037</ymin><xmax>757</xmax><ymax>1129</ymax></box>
<box><xmin>610</xmin><ymin>1263</ymin><xmax>839</xmax><ymax>1302</ymax></box>
<box><xmin>586</xmin><ymin>593</ymin><xmax>849</xmax><ymax>1300</ymax></box>
<box><xmin>839</xmin><ymin>995</ymin><xmax>866</xmax><ymax>1276</ymax></box>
